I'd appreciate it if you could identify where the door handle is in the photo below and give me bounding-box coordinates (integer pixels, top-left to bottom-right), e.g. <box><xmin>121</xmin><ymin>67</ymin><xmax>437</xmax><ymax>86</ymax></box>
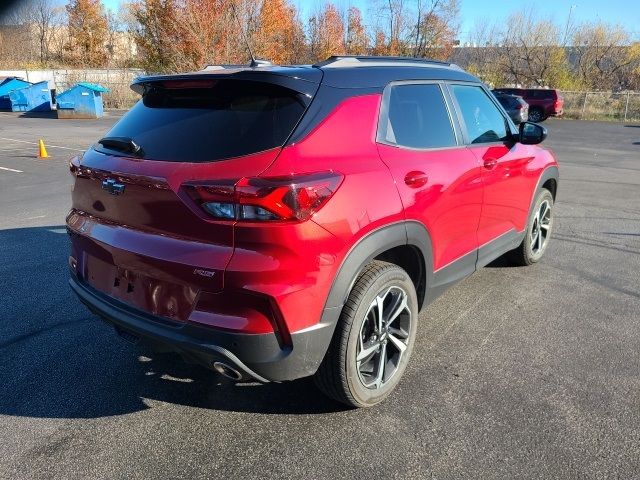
<box><xmin>483</xmin><ymin>159</ymin><xmax>498</xmax><ymax>169</ymax></box>
<box><xmin>404</xmin><ymin>171</ymin><xmax>429</xmax><ymax>188</ymax></box>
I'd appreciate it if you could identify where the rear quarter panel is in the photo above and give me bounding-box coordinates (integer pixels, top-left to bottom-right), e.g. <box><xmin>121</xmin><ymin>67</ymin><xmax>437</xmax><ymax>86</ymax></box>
<box><xmin>226</xmin><ymin>93</ymin><xmax>405</xmax><ymax>332</ymax></box>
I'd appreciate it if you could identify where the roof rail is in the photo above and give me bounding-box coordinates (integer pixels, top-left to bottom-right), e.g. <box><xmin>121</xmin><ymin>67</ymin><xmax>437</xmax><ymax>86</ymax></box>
<box><xmin>313</xmin><ymin>55</ymin><xmax>453</xmax><ymax>68</ymax></box>
<box><xmin>202</xmin><ymin>64</ymin><xmax>246</xmax><ymax>71</ymax></box>
<box><xmin>202</xmin><ymin>59</ymin><xmax>273</xmax><ymax>71</ymax></box>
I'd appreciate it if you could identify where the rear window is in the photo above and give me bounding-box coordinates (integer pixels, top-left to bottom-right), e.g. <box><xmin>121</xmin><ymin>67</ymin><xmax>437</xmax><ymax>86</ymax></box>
<box><xmin>97</xmin><ymin>79</ymin><xmax>309</xmax><ymax>162</ymax></box>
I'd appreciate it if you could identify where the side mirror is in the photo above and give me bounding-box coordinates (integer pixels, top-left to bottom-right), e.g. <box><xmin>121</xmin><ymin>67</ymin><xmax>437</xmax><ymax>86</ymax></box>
<box><xmin>519</xmin><ymin>121</ymin><xmax>547</xmax><ymax>145</ymax></box>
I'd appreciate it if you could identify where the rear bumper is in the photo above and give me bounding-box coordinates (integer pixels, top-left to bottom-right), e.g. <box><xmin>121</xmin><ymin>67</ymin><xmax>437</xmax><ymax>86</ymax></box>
<box><xmin>69</xmin><ymin>275</ymin><xmax>336</xmax><ymax>382</ymax></box>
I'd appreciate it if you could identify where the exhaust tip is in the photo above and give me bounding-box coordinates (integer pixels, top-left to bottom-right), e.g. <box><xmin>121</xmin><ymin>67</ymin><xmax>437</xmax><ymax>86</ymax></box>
<box><xmin>212</xmin><ymin>361</ymin><xmax>243</xmax><ymax>381</ymax></box>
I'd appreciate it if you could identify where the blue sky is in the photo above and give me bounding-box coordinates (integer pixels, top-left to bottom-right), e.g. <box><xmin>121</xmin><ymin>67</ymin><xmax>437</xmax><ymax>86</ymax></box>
<box><xmin>99</xmin><ymin>0</ymin><xmax>639</xmax><ymax>41</ymax></box>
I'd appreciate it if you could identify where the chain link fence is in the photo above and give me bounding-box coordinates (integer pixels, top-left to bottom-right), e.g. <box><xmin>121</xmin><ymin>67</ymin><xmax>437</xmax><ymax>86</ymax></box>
<box><xmin>560</xmin><ymin>91</ymin><xmax>640</xmax><ymax>122</ymax></box>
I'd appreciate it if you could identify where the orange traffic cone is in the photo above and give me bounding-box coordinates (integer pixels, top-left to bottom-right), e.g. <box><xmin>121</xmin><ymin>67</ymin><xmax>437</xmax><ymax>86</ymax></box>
<box><xmin>38</xmin><ymin>139</ymin><xmax>49</xmax><ymax>159</ymax></box>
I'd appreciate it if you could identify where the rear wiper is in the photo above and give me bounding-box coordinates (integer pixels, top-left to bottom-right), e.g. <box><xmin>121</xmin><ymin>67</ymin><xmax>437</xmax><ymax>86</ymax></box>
<box><xmin>97</xmin><ymin>136</ymin><xmax>144</xmax><ymax>157</ymax></box>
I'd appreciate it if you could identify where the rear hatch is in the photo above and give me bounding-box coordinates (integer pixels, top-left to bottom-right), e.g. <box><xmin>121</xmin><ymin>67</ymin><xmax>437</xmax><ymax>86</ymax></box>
<box><xmin>68</xmin><ymin>69</ymin><xmax>320</xmax><ymax>321</ymax></box>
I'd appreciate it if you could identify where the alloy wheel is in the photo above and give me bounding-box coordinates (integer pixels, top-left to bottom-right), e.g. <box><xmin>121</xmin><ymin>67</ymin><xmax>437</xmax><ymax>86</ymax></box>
<box><xmin>528</xmin><ymin>109</ymin><xmax>543</xmax><ymax>122</ymax></box>
<box><xmin>530</xmin><ymin>199</ymin><xmax>552</xmax><ymax>256</ymax></box>
<box><xmin>356</xmin><ymin>286</ymin><xmax>412</xmax><ymax>389</ymax></box>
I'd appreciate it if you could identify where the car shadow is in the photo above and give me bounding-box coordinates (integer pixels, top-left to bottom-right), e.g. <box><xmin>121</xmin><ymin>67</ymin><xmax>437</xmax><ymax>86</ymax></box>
<box><xmin>485</xmin><ymin>255</ymin><xmax>519</xmax><ymax>268</ymax></box>
<box><xmin>0</xmin><ymin>226</ymin><xmax>347</xmax><ymax>419</ymax></box>
<box><xmin>17</xmin><ymin>110</ymin><xmax>58</xmax><ymax>119</ymax></box>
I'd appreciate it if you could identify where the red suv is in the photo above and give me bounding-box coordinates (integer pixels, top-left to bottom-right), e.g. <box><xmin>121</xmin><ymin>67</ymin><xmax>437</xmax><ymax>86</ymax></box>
<box><xmin>67</xmin><ymin>56</ymin><xmax>559</xmax><ymax>407</ymax></box>
<box><xmin>493</xmin><ymin>88</ymin><xmax>564</xmax><ymax>122</ymax></box>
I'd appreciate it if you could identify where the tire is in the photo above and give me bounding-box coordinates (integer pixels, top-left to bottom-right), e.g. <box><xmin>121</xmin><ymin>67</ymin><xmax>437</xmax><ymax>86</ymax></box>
<box><xmin>507</xmin><ymin>188</ymin><xmax>555</xmax><ymax>266</ymax></box>
<box><xmin>314</xmin><ymin>260</ymin><xmax>418</xmax><ymax>408</ymax></box>
<box><xmin>528</xmin><ymin>107</ymin><xmax>545</xmax><ymax>122</ymax></box>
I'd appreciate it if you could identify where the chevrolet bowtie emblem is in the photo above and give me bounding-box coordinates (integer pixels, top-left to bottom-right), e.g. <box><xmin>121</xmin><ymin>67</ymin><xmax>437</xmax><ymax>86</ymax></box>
<box><xmin>101</xmin><ymin>178</ymin><xmax>125</xmax><ymax>195</ymax></box>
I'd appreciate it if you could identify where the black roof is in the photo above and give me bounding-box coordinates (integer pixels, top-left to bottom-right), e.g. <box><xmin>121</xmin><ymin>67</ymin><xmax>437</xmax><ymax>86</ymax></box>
<box><xmin>132</xmin><ymin>56</ymin><xmax>480</xmax><ymax>94</ymax></box>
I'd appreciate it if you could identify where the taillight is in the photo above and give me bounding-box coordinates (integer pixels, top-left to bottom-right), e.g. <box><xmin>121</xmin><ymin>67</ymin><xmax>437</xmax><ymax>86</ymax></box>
<box><xmin>554</xmin><ymin>95</ymin><xmax>563</xmax><ymax>108</ymax></box>
<box><xmin>183</xmin><ymin>180</ymin><xmax>237</xmax><ymax>220</ymax></box>
<box><xmin>184</xmin><ymin>171</ymin><xmax>343</xmax><ymax>222</ymax></box>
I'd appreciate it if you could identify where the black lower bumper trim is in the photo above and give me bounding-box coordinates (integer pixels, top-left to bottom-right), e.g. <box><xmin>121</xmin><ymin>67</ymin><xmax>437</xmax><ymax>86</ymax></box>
<box><xmin>69</xmin><ymin>276</ymin><xmax>337</xmax><ymax>382</ymax></box>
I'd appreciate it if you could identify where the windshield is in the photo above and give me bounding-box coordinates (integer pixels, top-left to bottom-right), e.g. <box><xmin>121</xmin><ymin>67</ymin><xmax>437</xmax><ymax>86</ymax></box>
<box><xmin>97</xmin><ymin>79</ymin><xmax>309</xmax><ymax>162</ymax></box>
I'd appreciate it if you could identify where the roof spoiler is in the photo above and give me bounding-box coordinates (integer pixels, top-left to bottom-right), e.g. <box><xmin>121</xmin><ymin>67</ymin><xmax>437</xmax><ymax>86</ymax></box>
<box><xmin>130</xmin><ymin>67</ymin><xmax>320</xmax><ymax>98</ymax></box>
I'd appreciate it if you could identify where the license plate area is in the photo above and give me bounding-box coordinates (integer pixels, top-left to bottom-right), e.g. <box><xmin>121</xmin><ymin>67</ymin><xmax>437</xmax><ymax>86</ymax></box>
<box><xmin>85</xmin><ymin>255</ymin><xmax>197</xmax><ymax>322</ymax></box>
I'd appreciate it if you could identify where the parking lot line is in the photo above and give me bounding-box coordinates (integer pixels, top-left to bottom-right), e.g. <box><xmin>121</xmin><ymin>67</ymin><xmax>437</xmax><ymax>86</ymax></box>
<box><xmin>0</xmin><ymin>166</ymin><xmax>23</xmax><ymax>173</ymax></box>
<box><xmin>0</xmin><ymin>137</ymin><xmax>83</xmax><ymax>151</ymax></box>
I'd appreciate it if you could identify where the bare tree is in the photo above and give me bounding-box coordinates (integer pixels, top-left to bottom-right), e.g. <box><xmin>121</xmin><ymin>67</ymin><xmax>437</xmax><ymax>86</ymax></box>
<box><xmin>0</xmin><ymin>1</ymin><xmax>36</xmax><ymax>66</ymax></box>
<box><xmin>461</xmin><ymin>19</ymin><xmax>506</xmax><ymax>86</ymax></box>
<box><xmin>410</xmin><ymin>0</ymin><xmax>459</xmax><ymax>59</ymax></box>
<box><xmin>32</xmin><ymin>0</ymin><xmax>57</xmax><ymax>64</ymax></box>
<box><xmin>384</xmin><ymin>0</ymin><xmax>408</xmax><ymax>55</ymax></box>
<box><xmin>571</xmin><ymin>22</ymin><xmax>640</xmax><ymax>90</ymax></box>
<box><xmin>499</xmin><ymin>11</ymin><xmax>562</xmax><ymax>86</ymax></box>
<box><xmin>371</xmin><ymin>0</ymin><xmax>459</xmax><ymax>58</ymax></box>
<box><xmin>48</xmin><ymin>6</ymin><xmax>70</xmax><ymax>65</ymax></box>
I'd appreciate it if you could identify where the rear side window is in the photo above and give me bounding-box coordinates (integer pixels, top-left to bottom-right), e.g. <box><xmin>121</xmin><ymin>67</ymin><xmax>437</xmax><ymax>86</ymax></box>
<box><xmin>507</xmin><ymin>96</ymin><xmax>522</xmax><ymax>108</ymax></box>
<box><xmin>97</xmin><ymin>80</ymin><xmax>309</xmax><ymax>162</ymax></box>
<box><xmin>451</xmin><ymin>85</ymin><xmax>509</xmax><ymax>144</ymax></box>
<box><xmin>380</xmin><ymin>83</ymin><xmax>456</xmax><ymax>149</ymax></box>
<box><xmin>496</xmin><ymin>95</ymin><xmax>516</xmax><ymax>108</ymax></box>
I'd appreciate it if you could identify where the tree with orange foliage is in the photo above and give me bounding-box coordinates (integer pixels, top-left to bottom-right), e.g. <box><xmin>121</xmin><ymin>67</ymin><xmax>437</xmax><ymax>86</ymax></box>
<box><xmin>346</xmin><ymin>6</ymin><xmax>368</xmax><ymax>55</ymax></box>
<box><xmin>255</xmin><ymin>0</ymin><xmax>302</xmax><ymax>64</ymax></box>
<box><xmin>173</xmin><ymin>0</ymin><xmax>229</xmax><ymax>69</ymax></box>
<box><xmin>131</xmin><ymin>0</ymin><xmax>263</xmax><ymax>72</ymax></box>
<box><xmin>308</xmin><ymin>3</ymin><xmax>345</xmax><ymax>62</ymax></box>
<box><xmin>130</xmin><ymin>0</ymin><xmax>179</xmax><ymax>72</ymax></box>
<box><xmin>372</xmin><ymin>30</ymin><xmax>389</xmax><ymax>56</ymax></box>
<box><xmin>66</xmin><ymin>0</ymin><xmax>109</xmax><ymax>67</ymax></box>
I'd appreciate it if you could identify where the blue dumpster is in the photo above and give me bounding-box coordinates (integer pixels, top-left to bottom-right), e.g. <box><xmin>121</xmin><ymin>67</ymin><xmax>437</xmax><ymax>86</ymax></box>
<box><xmin>56</xmin><ymin>82</ymin><xmax>110</xmax><ymax>119</ymax></box>
<box><xmin>9</xmin><ymin>81</ymin><xmax>52</xmax><ymax>112</ymax></box>
<box><xmin>0</xmin><ymin>77</ymin><xmax>31</xmax><ymax>110</ymax></box>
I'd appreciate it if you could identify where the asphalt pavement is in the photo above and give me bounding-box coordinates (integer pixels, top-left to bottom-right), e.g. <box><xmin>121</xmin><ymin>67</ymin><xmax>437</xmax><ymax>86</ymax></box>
<box><xmin>0</xmin><ymin>111</ymin><xmax>639</xmax><ymax>479</ymax></box>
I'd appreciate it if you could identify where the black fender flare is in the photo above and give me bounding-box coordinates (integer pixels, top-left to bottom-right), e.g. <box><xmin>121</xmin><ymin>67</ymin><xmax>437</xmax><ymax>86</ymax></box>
<box><xmin>300</xmin><ymin>221</ymin><xmax>433</xmax><ymax>375</ymax></box>
<box><xmin>526</xmin><ymin>165</ymin><xmax>559</xmax><ymax>223</ymax></box>
<box><xmin>324</xmin><ymin>221</ymin><xmax>433</xmax><ymax>310</ymax></box>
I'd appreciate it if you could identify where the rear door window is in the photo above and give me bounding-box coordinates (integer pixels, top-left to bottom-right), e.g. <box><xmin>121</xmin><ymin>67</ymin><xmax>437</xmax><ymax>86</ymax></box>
<box><xmin>496</xmin><ymin>95</ymin><xmax>515</xmax><ymax>109</ymax></box>
<box><xmin>96</xmin><ymin>79</ymin><xmax>309</xmax><ymax>162</ymax></box>
<box><xmin>506</xmin><ymin>96</ymin><xmax>521</xmax><ymax>108</ymax></box>
<box><xmin>450</xmin><ymin>84</ymin><xmax>509</xmax><ymax>144</ymax></box>
<box><xmin>379</xmin><ymin>83</ymin><xmax>457</xmax><ymax>149</ymax></box>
